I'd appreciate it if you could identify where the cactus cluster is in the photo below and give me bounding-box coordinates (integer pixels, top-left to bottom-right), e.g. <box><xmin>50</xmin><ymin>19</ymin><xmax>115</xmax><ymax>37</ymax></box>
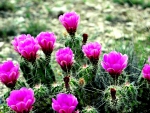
<box><xmin>0</xmin><ymin>11</ymin><xmax>150</xmax><ymax>113</ymax></box>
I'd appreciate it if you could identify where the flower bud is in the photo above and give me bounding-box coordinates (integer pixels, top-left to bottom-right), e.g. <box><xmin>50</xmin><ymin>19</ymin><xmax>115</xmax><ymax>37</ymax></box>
<box><xmin>110</xmin><ymin>88</ymin><xmax>116</xmax><ymax>100</ymax></box>
<box><xmin>82</xmin><ymin>33</ymin><xmax>88</xmax><ymax>44</ymax></box>
<box><xmin>59</xmin><ymin>12</ymin><xmax>80</xmax><ymax>36</ymax></box>
<box><xmin>64</xmin><ymin>76</ymin><xmax>70</xmax><ymax>92</ymax></box>
<box><xmin>79</xmin><ymin>78</ymin><xmax>85</xmax><ymax>86</ymax></box>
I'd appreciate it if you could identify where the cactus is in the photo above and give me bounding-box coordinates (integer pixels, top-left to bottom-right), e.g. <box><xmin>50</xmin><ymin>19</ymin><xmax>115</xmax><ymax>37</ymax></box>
<box><xmin>82</xmin><ymin>106</ymin><xmax>99</xmax><ymax>113</ymax></box>
<box><xmin>2</xmin><ymin>31</ymin><xmax>150</xmax><ymax>113</ymax></box>
<box><xmin>33</xmin><ymin>84</ymin><xmax>52</xmax><ymax>112</ymax></box>
<box><xmin>1</xmin><ymin>11</ymin><xmax>150</xmax><ymax>113</ymax></box>
<box><xmin>33</xmin><ymin>82</ymin><xmax>64</xmax><ymax>112</ymax></box>
<box><xmin>65</xmin><ymin>35</ymin><xmax>84</xmax><ymax>64</ymax></box>
<box><xmin>20</xmin><ymin>56</ymin><xmax>55</xmax><ymax>87</ymax></box>
<box><xmin>104</xmin><ymin>83</ymin><xmax>138</xmax><ymax>113</ymax></box>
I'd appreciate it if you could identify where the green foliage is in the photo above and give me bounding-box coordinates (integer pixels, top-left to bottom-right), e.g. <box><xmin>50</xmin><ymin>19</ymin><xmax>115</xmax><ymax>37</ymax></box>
<box><xmin>33</xmin><ymin>85</ymin><xmax>52</xmax><ymax>112</ymax></box>
<box><xmin>77</xmin><ymin>65</ymin><xmax>93</xmax><ymax>81</ymax></box>
<box><xmin>0</xmin><ymin>54</ymin><xmax>6</xmax><ymax>59</ymax></box>
<box><xmin>33</xmin><ymin>83</ymin><xmax>64</xmax><ymax>112</ymax></box>
<box><xmin>115</xmin><ymin>43</ymin><xmax>142</xmax><ymax>82</ymax></box>
<box><xmin>113</xmin><ymin>0</ymin><xmax>150</xmax><ymax>9</ymax></box>
<box><xmin>20</xmin><ymin>60</ymin><xmax>36</xmax><ymax>87</ymax></box>
<box><xmin>0</xmin><ymin>25</ymin><xmax>17</xmax><ymax>41</ymax></box>
<box><xmin>20</xmin><ymin>56</ymin><xmax>55</xmax><ymax>87</ymax></box>
<box><xmin>36</xmin><ymin>57</ymin><xmax>56</xmax><ymax>85</ymax></box>
<box><xmin>0</xmin><ymin>91</ymin><xmax>13</xmax><ymax>113</ymax></box>
<box><xmin>65</xmin><ymin>35</ymin><xmax>84</xmax><ymax>62</ymax></box>
<box><xmin>1</xmin><ymin>2</ymin><xmax>150</xmax><ymax>111</ymax></box>
<box><xmin>51</xmin><ymin>82</ymin><xmax>64</xmax><ymax>94</ymax></box>
<box><xmin>0</xmin><ymin>103</ymin><xmax>12</xmax><ymax>113</ymax></box>
<box><xmin>105</xmin><ymin>15</ymin><xmax>116</xmax><ymax>22</ymax></box>
<box><xmin>136</xmin><ymin>77</ymin><xmax>150</xmax><ymax>112</ymax></box>
<box><xmin>1</xmin><ymin>28</ymin><xmax>150</xmax><ymax>112</ymax></box>
<box><xmin>21</xmin><ymin>21</ymin><xmax>47</xmax><ymax>37</ymax></box>
<box><xmin>15</xmin><ymin>81</ymin><xmax>28</xmax><ymax>90</ymax></box>
<box><xmin>0</xmin><ymin>0</ymin><xmax>15</xmax><ymax>11</ymax></box>
<box><xmin>104</xmin><ymin>84</ymin><xmax>138</xmax><ymax>113</ymax></box>
<box><xmin>134</xmin><ymin>40</ymin><xmax>148</xmax><ymax>69</ymax></box>
<box><xmin>82</xmin><ymin>106</ymin><xmax>99</xmax><ymax>113</ymax></box>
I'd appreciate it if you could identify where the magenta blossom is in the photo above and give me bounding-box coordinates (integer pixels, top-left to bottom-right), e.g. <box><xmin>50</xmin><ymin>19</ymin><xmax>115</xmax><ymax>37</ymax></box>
<box><xmin>59</xmin><ymin>12</ymin><xmax>80</xmax><ymax>36</ymax></box>
<box><xmin>82</xmin><ymin>42</ymin><xmax>102</xmax><ymax>64</ymax></box>
<box><xmin>52</xmin><ymin>93</ymin><xmax>78</xmax><ymax>113</ymax></box>
<box><xmin>142</xmin><ymin>64</ymin><xmax>150</xmax><ymax>82</ymax></box>
<box><xmin>12</xmin><ymin>34</ymin><xmax>40</xmax><ymax>62</ymax></box>
<box><xmin>0</xmin><ymin>60</ymin><xmax>19</xmax><ymax>88</ymax></box>
<box><xmin>55</xmin><ymin>47</ymin><xmax>74</xmax><ymax>72</ymax></box>
<box><xmin>101</xmin><ymin>51</ymin><xmax>128</xmax><ymax>78</ymax></box>
<box><xmin>6</xmin><ymin>87</ymin><xmax>35</xmax><ymax>113</ymax></box>
<box><xmin>36</xmin><ymin>32</ymin><xmax>56</xmax><ymax>55</ymax></box>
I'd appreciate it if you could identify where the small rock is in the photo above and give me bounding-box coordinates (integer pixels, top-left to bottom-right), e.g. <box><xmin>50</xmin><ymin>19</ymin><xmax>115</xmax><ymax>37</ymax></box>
<box><xmin>0</xmin><ymin>42</ymin><xmax>4</xmax><ymax>48</ymax></box>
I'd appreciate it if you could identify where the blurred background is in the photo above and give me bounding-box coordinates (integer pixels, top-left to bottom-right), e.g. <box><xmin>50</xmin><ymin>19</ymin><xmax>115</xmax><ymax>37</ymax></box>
<box><xmin>0</xmin><ymin>0</ymin><xmax>150</xmax><ymax>96</ymax></box>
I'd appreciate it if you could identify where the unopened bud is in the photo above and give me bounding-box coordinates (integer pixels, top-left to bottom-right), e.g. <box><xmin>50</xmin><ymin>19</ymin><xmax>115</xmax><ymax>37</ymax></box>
<box><xmin>110</xmin><ymin>88</ymin><xmax>116</xmax><ymax>100</ymax></box>
<box><xmin>82</xmin><ymin>64</ymin><xmax>88</xmax><ymax>69</ymax></box>
<box><xmin>82</xmin><ymin>33</ymin><xmax>88</xmax><ymax>44</ymax></box>
<box><xmin>63</xmin><ymin>31</ymin><xmax>68</xmax><ymax>37</ymax></box>
<box><xmin>125</xmin><ymin>82</ymin><xmax>130</xmax><ymax>87</ymax></box>
<box><xmin>79</xmin><ymin>78</ymin><xmax>85</xmax><ymax>86</ymax></box>
<box><xmin>63</xmin><ymin>76</ymin><xmax>70</xmax><ymax>93</ymax></box>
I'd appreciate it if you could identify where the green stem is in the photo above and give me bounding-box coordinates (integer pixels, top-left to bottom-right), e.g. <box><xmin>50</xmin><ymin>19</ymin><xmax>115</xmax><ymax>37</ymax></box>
<box><xmin>45</xmin><ymin>54</ymin><xmax>56</xmax><ymax>82</ymax></box>
<box><xmin>45</xmin><ymin>54</ymin><xmax>51</xmax><ymax>66</ymax></box>
<box><xmin>113</xmin><ymin>76</ymin><xmax>118</xmax><ymax>86</ymax></box>
<box><xmin>91</xmin><ymin>61</ymin><xmax>98</xmax><ymax>81</ymax></box>
<box><xmin>31</xmin><ymin>61</ymin><xmax>38</xmax><ymax>86</ymax></box>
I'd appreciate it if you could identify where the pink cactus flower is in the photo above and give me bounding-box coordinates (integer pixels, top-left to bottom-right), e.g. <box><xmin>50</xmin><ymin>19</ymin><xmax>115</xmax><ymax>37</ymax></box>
<box><xmin>0</xmin><ymin>60</ymin><xmax>19</xmax><ymax>88</ymax></box>
<box><xmin>52</xmin><ymin>93</ymin><xmax>78</xmax><ymax>113</ymax></box>
<box><xmin>55</xmin><ymin>47</ymin><xmax>74</xmax><ymax>72</ymax></box>
<box><xmin>59</xmin><ymin>12</ymin><xmax>80</xmax><ymax>36</ymax></box>
<box><xmin>82</xmin><ymin>42</ymin><xmax>102</xmax><ymax>64</ymax></box>
<box><xmin>6</xmin><ymin>87</ymin><xmax>35</xmax><ymax>113</ymax></box>
<box><xmin>11</xmin><ymin>34</ymin><xmax>27</xmax><ymax>53</ymax></box>
<box><xmin>142</xmin><ymin>64</ymin><xmax>150</xmax><ymax>82</ymax></box>
<box><xmin>12</xmin><ymin>34</ymin><xmax>40</xmax><ymax>62</ymax></box>
<box><xmin>101</xmin><ymin>51</ymin><xmax>128</xmax><ymax>79</ymax></box>
<box><xmin>36</xmin><ymin>32</ymin><xmax>56</xmax><ymax>56</ymax></box>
